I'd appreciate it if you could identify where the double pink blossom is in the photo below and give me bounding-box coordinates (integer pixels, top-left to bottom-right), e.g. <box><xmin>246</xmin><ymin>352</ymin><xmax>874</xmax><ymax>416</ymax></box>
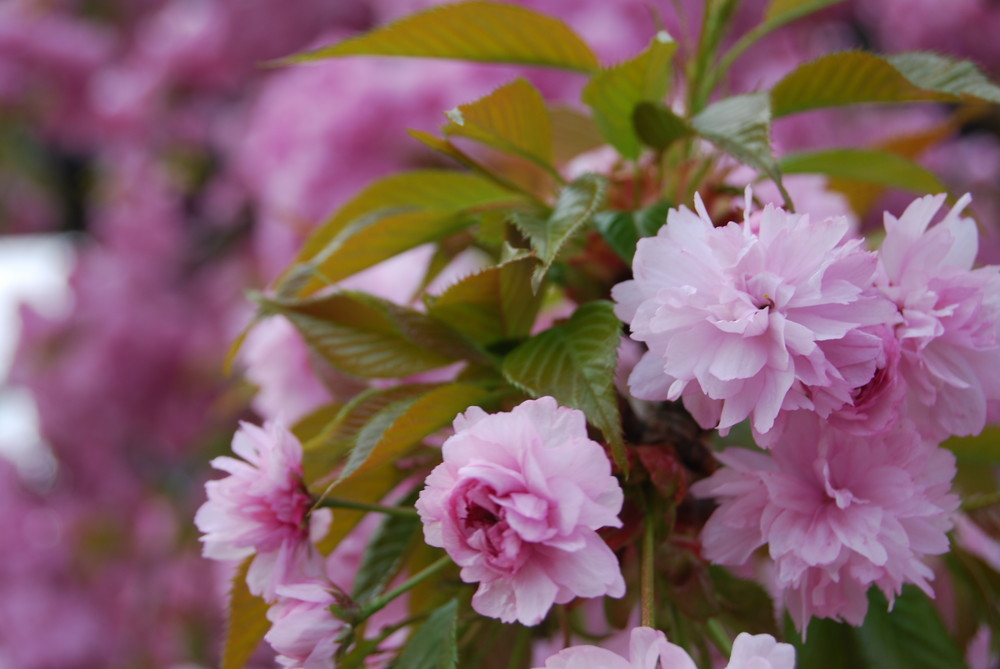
<box><xmin>613</xmin><ymin>194</ymin><xmax>894</xmax><ymax>436</ymax></box>
<box><xmin>195</xmin><ymin>421</ymin><xmax>330</xmax><ymax>602</ymax></box>
<box><xmin>532</xmin><ymin>627</ymin><xmax>795</xmax><ymax>669</ymax></box>
<box><xmin>692</xmin><ymin>413</ymin><xmax>959</xmax><ymax>629</ymax></box>
<box><xmin>416</xmin><ymin>397</ymin><xmax>625</xmax><ymax>625</ymax></box>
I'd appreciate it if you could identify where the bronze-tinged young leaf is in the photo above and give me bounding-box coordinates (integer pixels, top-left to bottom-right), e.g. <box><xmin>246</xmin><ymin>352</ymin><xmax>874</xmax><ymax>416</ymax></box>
<box><xmin>443</xmin><ymin>79</ymin><xmax>555</xmax><ymax>173</ymax></box>
<box><xmin>633</xmin><ymin>102</ymin><xmax>690</xmax><ymax>152</ymax></box>
<box><xmin>501</xmin><ymin>301</ymin><xmax>627</xmax><ymax>472</ymax></box>
<box><xmin>771</xmin><ymin>51</ymin><xmax>1000</xmax><ymax>118</ymax></box>
<box><xmin>334</xmin><ymin>383</ymin><xmax>495</xmax><ymax>488</ymax></box>
<box><xmin>260</xmin><ymin>291</ymin><xmax>478</xmax><ymax>379</ymax></box>
<box><xmin>425</xmin><ymin>254</ymin><xmax>543</xmax><ymax>347</ymax></box>
<box><xmin>315</xmin><ymin>462</ymin><xmax>403</xmax><ymax>555</ymax></box>
<box><xmin>513</xmin><ymin>173</ymin><xmax>607</xmax><ymax>291</ymax></box>
<box><xmin>280</xmin><ymin>171</ymin><xmax>523</xmax><ymax>297</ymax></box>
<box><xmin>390</xmin><ymin>599</ymin><xmax>459</xmax><ymax>669</ymax></box>
<box><xmin>221</xmin><ymin>557</ymin><xmax>269</xmax><ymax>669</ymax></box>
<box><xmin>779</xmin><ymin>148</ymin><xmax>946</xmax><ymax>194</ymax></box>
<box><xmin>691</xmin><ymin>93</ymin><xmax>790</xmax><ymax>205</ymax></box>
<box><xmin>550</xmin><ymin>106</ymin><xmax>607</xmax><ymax>164</ymax></box>
<box><xmin>285</xmin><ymin>1</ymin><xmax>598</xmax><ymax>73</ymax></box>
<box><xmin>582</xmin><ymin>32</ymin><xmax>678</xmax><ymax>160</ymax></box>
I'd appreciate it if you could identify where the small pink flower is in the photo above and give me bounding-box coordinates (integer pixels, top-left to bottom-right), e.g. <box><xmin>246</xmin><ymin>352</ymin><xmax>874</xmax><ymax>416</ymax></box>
<box><xmin>265</xmin><ymin>582</ymin><xmax>343</xmax><ymax>669</ymax></box>
<box><xmin>613</xmin><ymin>193</ymin><xmax>894</xmax><ymax>436</ymax></box>
<box><xmin>726</xmin><ymin>632</ymin><xmax>796</xmax><ymax>669</ymax></box>
<box><xmin>532</xmin><ymin>627</ymin><xmax>696</xmax><ymax>669</ymax></box>
<box><xmin>195</xmin><ymin>421</ymin><xmax>331</xmax><ymax>602</ymax></box>
<box><xmin>876</xmin><ymin>193</ymin><xmax>1000</xmax><ymax>441</ymax></box>
<box><xmin>416</xmin><ymin>397</ymin><xmax>625</xmax><ymax>625</ymax></box>
<box><xmin>692</xmin><ymin>413</ymin><xmax>959</xmax><ymax>630</ymax></box>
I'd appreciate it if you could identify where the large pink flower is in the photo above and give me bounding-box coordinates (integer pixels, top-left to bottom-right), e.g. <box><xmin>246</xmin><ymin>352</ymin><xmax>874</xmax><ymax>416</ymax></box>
<box><xmin>613</xmin><ymin>194</ymin><xmax>894</xmax><ymax>436</ymax></box>
<box><xmin>416</xmin><ymin>397</ymin><xmax>625</xmax><ymax>625</ymax></box>
<box><xmin>692</xmin><ymin>413</ymin><xmax>958</xmax><ymax>629</ymax></box>
<box><xmin>876</xmin><ymin>193</ymin><xmax>1000</xmax><ymax>441</ymax></box>
<box><xmin>195</xmin><ymin>421</ymin><xmax>331</xmax><ymax>602</ymax></box>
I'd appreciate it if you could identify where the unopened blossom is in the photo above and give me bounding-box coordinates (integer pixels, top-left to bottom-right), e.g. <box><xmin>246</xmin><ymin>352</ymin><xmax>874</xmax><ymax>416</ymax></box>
<box><xmin>692</xmin><ymin>413</ymin><xmax>958</xmax><ymax>629</ymax></box>
<box><xmin>195</xmin><ymin>421</ymin><xmax>331</xmax><ymax>602</ymax></box>
<box><xmin>416</xmin><ymin>397</ymin><xmax>625</xmax><ymax>625</ymax></box>
<box><xmin>726</xmin><ymin>632</ymin><xmax>796</xmax><ymax>669</ymax></box>
<box><xmin>876</xmin><ymin>193</ymin><xmax>1000</xmax><ymax>441</ymax></box>
<box><xmin>613</xmin><ymin>194</ymin><xmax>894</xmax><ymax>436</ymax></box>
<box><xmin>266</xmin><ymin>582</ymin><xmax>343</xmax><ymax>669</ymax></box>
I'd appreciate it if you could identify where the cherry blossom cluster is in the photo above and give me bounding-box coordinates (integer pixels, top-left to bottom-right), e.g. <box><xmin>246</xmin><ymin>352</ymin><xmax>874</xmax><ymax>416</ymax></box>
<box><xmin>614</xmin><ymin>191</ymin><xmax>996</xmax><ymax>628</ymax></box>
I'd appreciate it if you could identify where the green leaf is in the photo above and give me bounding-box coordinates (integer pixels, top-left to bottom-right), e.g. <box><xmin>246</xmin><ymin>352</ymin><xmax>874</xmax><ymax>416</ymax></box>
<box><xmin>708</xmin><ymin>566</ymin><xmax>779</xmax><ymax>636</ymax></box>
<box><xmin>764</xmin><ymin>0</ymin><xmax>846</xmax><ymax>23</ymax></box>
<box><xmin>771</xmin><ymin>51</ymin><xmax>1000</xmax><ymax>118</ymax></box>
<box><xmin>335</xmin><ymin>383</ymin><xmax>495</xmax><ymax>487</ymax></box>
<box><xmin>691</xmin><ymin>93</ymin><xmax>789</xmax><ymax>205</ymax></box>
<box><xmin>513</xmin><ymin>173</ymin><xmax>607</xmax><ymax>291</ymax></box>
<box><xmin>285</xmin><ymin>1</ymin><xmax>599</xmax><ymax>73</ymax></box>
<box><xmin>390</xmin><ymin>599</ymin><xmax>459</xmax><ymax>669</ymax></box>
<box><xmin>425</xmin><ymin>255</ymin><xmax>544</xmax><ymax>347</ymax></box>
<box><xmin>856</xmin><ymin>586</ymin><xmax>969</xmax><ymax>669</ymax></box>
<box><xmin>502</xmin><ymin>301</ymin><xmax>626</xmax><ymax>471</ymax></box>
<box><xmin>260</xmin><ymin>291</ymin><xmax>479</xmax><ymax>379</ymax></box>
<box><xmin>779</xmin><ymin>149</ymin><xmax>946</xmax><ymax>194</ymax></box>
<box><xmin>352</xmin><ymin>497</ymin><xmax>421</xmax><ymax>603</ymax></box>
<box><xmin>582</xmin><ymin>32</ymin><xmax>678</xmax><ymax>159</ymax></box>
<box><xmin>788</xmin><ymin>615</ymin><xmax>867</xmax><ymax>669</ymax></box>
<box><xmin>280</xmin><ymin>170</ymin><xmax>522</xmax><ymax>297</ymax></box>
<box><xmin>594</xmin><ymin>201</ymin><xmax>670</xmax><ymax>263</ymax></box>
<box><xmin>220</xmin><ymin>557</ymin><xmax>269</xmax><ymax>669</ymax></box>
<box><xmin>944</xmin><ymin>426</ymin><xmax>1000</xmax><ymax>465</ymax></box>
<box><xmin>633</xmin><ymin>102</ymin><xmax>691</xmax><ymax>152</ymax></box>
<box><xmin>443</xmin><ymin>79</ymin><xmax>555</xmax><ymax>173</ymax></box>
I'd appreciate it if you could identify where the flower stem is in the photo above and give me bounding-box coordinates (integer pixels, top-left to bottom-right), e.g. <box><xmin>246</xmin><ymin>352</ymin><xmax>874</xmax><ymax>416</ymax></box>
<box><xmin>962</xmin><ymin>490</ymin><xmax>1000</xmax><ymax>512</ymax></box>
<box><xmin>359</xmin><ymin>555</ymin><xmax>452</xmax><ymax>621</ymax></box>
<box><xmin>641</xmin><ymin>512</ymin><xmax>657</xmax><ymax>628</ymax></box>
<box><xmin>316</xmin><ymin>497</ymin><xmax>419</xmax><ymax>518</ymax></box>
<box><xmin>706</xmin><ymin>618</ymin><xmax>733</xmax><ymax>657</ymax></box>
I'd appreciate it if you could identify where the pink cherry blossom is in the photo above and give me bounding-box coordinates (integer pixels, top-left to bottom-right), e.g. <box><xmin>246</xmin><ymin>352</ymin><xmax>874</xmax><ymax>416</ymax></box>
<box><xmin>613</xmin><ymin>194</ymin><xmax>895</xmax><ymax>436</ymax></box>
<box><xmin>416</xmin><ymin>397</ymin><xmax>625</xmax><ymax>625</ymax></box>
<box><xmin>726</xmin><ymin>632</ymin><xmax>796</xmax><ymax>669</ymax></box>
<box><xmin>876</xmin><ymin>193</ymin><xmax>1000</xmax><ymax>441</ymax></box>
<box><xmin>195</xmin><ymin>421</ymin><xmax>331</xmax><ymax>602</ymax></box>
<box><xmin>692</xmin><ymin>413</ymin><xmax>959</xmax><ymax>630</ymax></box>
<box><xmin>265</xmin><ymin>582</ymin><xmax>343</xmax><ymax>669</ymax></box>
<box><xmin>532</xmin><ymin>626</ymin><xmax>696</xmax><ymax>669</ymax></box>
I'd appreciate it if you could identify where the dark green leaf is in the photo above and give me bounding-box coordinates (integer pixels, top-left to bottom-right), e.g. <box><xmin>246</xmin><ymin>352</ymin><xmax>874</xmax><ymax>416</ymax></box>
<box><xmin>220</xmin><ymin>557</ymin><xmax>269</xmax><ymax>669</ymax></box>
<box><xmin>502</xmin><ymin>301</ymin><xmax>626</xmax><ymax>471</ymax></box>
<box><xmin>787</xmin><ymin>615</ymin><xmax>867</xmax><ymax>669</ymax></box>
<box><xmin>691</xmin><ymin>93</ymin><xmax>789</xmax><ymax>205</ymax></box>
<box><xmin>283</xmin><ymin>2</ymin><xmax>599</xmax><ymax>73</ymax></box>
<box><xmin>352</xmin><ymin>498</ymin><xmax>421</xmax><ymax>603</ymax></box>
<box><xmin>944</xmin><ymin>426</ymin><xmax>1000</xmax><ymax>465</ymax></box>
<box><xmin>426</xmin><ymin>254</ymin><xmax>543</xmax><ymax>347</ymax></box>
<box><xmin>856</xmin><ymin>586</ymin><xmax>969</xmax><ymax>669</ymax></box>
<box><xmin>513</xmin><ymin>173</ymin><xmax>607</xmax><ymax>291</ymax></box>
<box><xmin>779</xmin><ymin>148</ymin><xmax>946</xmax><ymax>194</ymax></box>
<box><xmin>771</xmin><ymin>51</ymin><xmax>1000</xmax><ymax>118</ymax></box>
<box><xmin>594</xmin><ymin>201</ymin><xmax>670</xmax><ymax>262</ymax></box>
<box><xmin>391</xmin><ymin>599</ymin><xmax>459</xmax><ymax>669</ymax></box>
<box><xmin>582</xmin><ymin>32</ymin><xmax>678</xmax><ymax>159</ymax></box>
<box><xmin>260</xmin><ymin>291</ymin><xmax>479</xmax><ymax>379</ymax></box>
<box><xmin>443</xmin><ymin>79</ymin><xmax>555</xmax><ymax>173</ymax></box>
<box><xmin>633</xmin><ymin>102</ymin><xmax>691</xmax><ymax>152</ymax></box>
<box><xmin>708</xmin><ymin>565</ymin><xmax>779</xmax><ymax>636</ymax></box>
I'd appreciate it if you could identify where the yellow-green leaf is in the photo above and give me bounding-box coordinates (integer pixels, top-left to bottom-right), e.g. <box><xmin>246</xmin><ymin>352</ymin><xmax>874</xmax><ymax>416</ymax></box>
<box><xmin>443</xmin><ymin>79</ymin><xmax>555</xmax><ymax>173</ymax></box>
<box><xmin>771</xmin><ymin>51</ymin><xmax>1000</xmax><ymax>118</ymax></box>
<box><xmin>582</xmin><ymin>32</ymin><xmax>678</xmax><ymax>160</ymax></box>
<box><xmin>550</xmin><ymin>106</ymin><xmax>607</xmax><ymax>164</ymax></box>
<box><xmin>284</xmin><ymin>1</ymin><xmax>598</xmax><ymax>73</ymax></box>
<box><xmin>502</xmin><ymin>301</ymin><xmax>626</xmax><ymax>472</ymax></box>
<box><xmin>764</xmin><ymin>0</ymin><xmax>846</xmax><ymax>23</ymax></box>
<box><xmin>220</xmin><ymin>557</ymin><xmax>269</xmax><ymax>669</ymax></box>
<box><xmin>779</xmin><ymin>148</ymin><xmax>947</xmax><ymax>194</ymax></box>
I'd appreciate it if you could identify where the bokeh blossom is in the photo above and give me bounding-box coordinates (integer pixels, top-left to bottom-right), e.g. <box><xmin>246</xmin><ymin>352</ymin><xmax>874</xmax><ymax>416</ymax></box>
<box><xmin>416</xmin><ymin>397</ymin><xmax>625</xmax><ymax>625</ymax></box>
<box><xmin>692</xmin><ymin>413</ymin><xmax>959</xmax><ymax>629</ymax></box>
<box><xmin>613</xmin><ymin>194</ymin><xmax>894</xmax><ymax>436</ymax></box>
<box><xmin>195</xmin><ymin>421</ymin><xmax>331</xmax><ymax>602</ymax></box>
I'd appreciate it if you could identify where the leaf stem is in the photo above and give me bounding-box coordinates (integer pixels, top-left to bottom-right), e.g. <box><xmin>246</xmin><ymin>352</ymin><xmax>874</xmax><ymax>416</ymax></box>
<box><xmin>962</xmin><ymin>489</ymin><xmax>1000</xmax><ymax>512</ymax></box>
<box><xmin>359</xmin><ymin>555</ymin><xmax>452</xmax><ymax>621</ymax></box>
<box><xmin>316</xmin><ymin>497</ymin><xmax>419</xmax><ymax>518</ymax></box>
